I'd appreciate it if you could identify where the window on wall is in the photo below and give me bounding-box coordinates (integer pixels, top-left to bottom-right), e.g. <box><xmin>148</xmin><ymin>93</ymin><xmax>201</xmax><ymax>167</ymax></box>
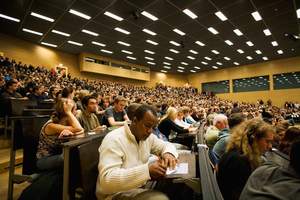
<box><xmin>273</xmin><ymin>71</ymin><xmax>300</xmax><ymax>90</ymax></box>
<box><xmin>202</xmin><ymin>80</ymin><xmax>229</xmax><ymax>94</ymax></box>
<box><xmin>233</xmin><ymin>75</ymin><xmax>269</xmax><ymax>93</ymax></box>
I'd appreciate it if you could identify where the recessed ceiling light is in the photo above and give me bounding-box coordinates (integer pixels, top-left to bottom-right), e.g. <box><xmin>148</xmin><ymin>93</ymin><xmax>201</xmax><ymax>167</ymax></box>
<box><xmin>141</xmin><ymin>11</ymin><xmax>158</xmax><ymax>21</ymax></box>
<box><xmin>195</xmin><ymin>41</ymin><xmax>205</xmax><ymax>46</ymax></box>
<box><xmin>30</xmin><ymin>12</ymin><xmax>54</xmax><ymax>22</ymax></box>
<box><xmin>147</xmin><ymin>61</ymin><xmax>156</xmax><ymax>65</ymax></box>
<box><xmin>52</xmin><ymin>29</ymin><xmax>70</xmax><ymax>37</ymax></box>
<box><xmin>194</xmin><ymin>66</ymin><xmax>200</xmax><ymax>69</ymax></box>
<box><xmin>181</xmin><ymin>62</ymin><xmax>188</xmax><ymax>65</ymax></box>
<box><xmin>144</xmin><ymin>50</ymin><xmax>155</xmax><ymax>54</ymax></box>
<box><xmin>146</xmin><ymin>39</ymin><xmax>158</xmax><ymax>45</ymax></box>
<box><xmin>101</xmin><ymin>49</ymin><xmax>113</xmax><ymax>54</ymax></box>
<box><xmin>142</xmin><ymin>28</ymin><xmax>157</xmax><ymax>36</ymax></box>
<box><xmin>277</xmin><ymin>50</ymin><xmax>283</xmax><ymax>54</ymax></box>
<box><xmin>169</xmin><ymin>49</ymin><xmax>179</xmax><ymax>54</ymax></box>
<box><xmin>178</xmin><ymin>66</ymin><xmax>185</xmax><ymax>69</ymax></box>
<box><xmin>163</xmin><ymin>62</ymin><xmax>171</xmax><ymax>65</ymax></box>
<box><xmin>237</xmin><ymin>49</ymin><xmax>244</xmax><ymax>54</ymax></box>
<box><xmin>22</xmin><ymin>28</ymin><xmax>43</xmax><ymax>36</ymax></box>
<box><xmin>67</xmin><ymin>40</ymin><xmax>83</xmax><ymax>46</ymax></box>
<box><xmin>215</xmin><ymin>11</ymin><xmax>227</xmax><ymax>21</ymax></box>
<box><xmin>255</xmin><ymin>50</ymin><xmax>262</xmax><ymax>54</ymax></box>
<box><xmin>165</xmin><ymin>56</ymin><xmax>173</xmax><ymax>60</ymax></box>
<box><xmin>117</xmin><ymin>41</ymin><xmax>131</xmax><ymax>46</ymax></box>
<box><xmin>187</xmin><ymin>56</ymin><xmax>195</xmax><ymax>60</ymax></box>
<box><xmin>224</xmin><ymin>57</ymin><xmax>231</xmax><ymax>60</ymax></box>
<box><xmin>225</xmin><ymin>40</ymin><xmax>233</xmax><ymax>46</ymax></box>
<box><xmin>234</xmin><ymin>62</ymin><xmax>239</xmax><ymax>65</ymax></box>
<box><xmin>297</xmin><ymin>9</ymin><xmax>300</xmax><ymax>19</ymax></box>
<box><xmin>216</xmin><ymin>62</ymin><xmax>222</xmax><ymax>65</ymax></box>
<box><xmin>69</xmin><ymin>9</ymin><xmax>91</xmax><ymax>20</ymax></box>
<box><xmin>271</xmin><ymin>41</ymin><xmax>278</xmax><ymax>46</ymax></box>
<box><xmin>189</xmin><ymin>50</ymin><xmax>198</xmax><ymax>54</ymax></box>
<box><xmin>0</xmin><ymin>13</ymin><xmax>20</xmax><ymax>22</ymax></box>
<box><xmin>201</xmin><ymin>61</ymin><xmax>208</xmax><ymax>65</ymax></box>
<box><xmin>212</xmin><ymin>66</ymin><xmax>219</xmax><ymax>69</ymax></box>
<box><xmin>82</xmin><ymin>29</ymin><xmax>99</xmax><ymax>36</ymax></box>
<box><xmin>177</xmin><ymin>69</ymin><xmax>184</xmax><ymax>72</ymax></box>
<box><xmin>251</xmin><ymin>11</ymin><xmax>262</xmax><ymax>21</ymax></box>
<box><xmin>169</xmin><ymin>41</ymin><xmax>180</xmax><ymax>46</ymax></box>
<box><xmin>262</xmin><ymin>56</ymin><xmax>268</xmax><ymax>60</ymax></box>
<box><xmin>145</xmin><ymin>56</ymin><xmax>154</xmax><ymax>60</ymax></box>
<box><xmin>114</xmin><ymin>27</ymin><xmax>130</xmax><ymax>35</ymax></box>
<box><xmin>183</xmin><ymin>9</ymin><xmax>198</xmax><ymax>19</ymax></box>
<box><xmin>161</xmin><ymin>70</ymin><xmax>167</xmax><ymax>73</ymax></box>
<box><xmin>91</xmin><ymin>41</ymin><xmax>106</xmax><ymax>47</ymax></box>
<box><xmin>41</xmin><ymin>42</ymin><xmax>57</xmax><ymax>47</ymax></box>
<box><xmin>204</xmin><ymin>57</ymin><xmax>212</xmax><ymax>60</ymax></box>
<box><xmin>263</xmin><ymin>29</ymin><xmax>271</xmax><ymax>36</ymax></box>
<box><xmin>208</xmin><ymin>27</ymin><xmax>219</xmax><ymax>34</ymax></box>
<box><xmin>211</xmin><ymin>50</ymin><xmax>220</xmax><ymax>54</ymax></box>
<box><xmin>121</xmin><ymin>50</ymin><xmax>133</xmax><ymax>54</ymax></box>
<box><xmin>173</xmin><ymin>28</ymin><xmax>185</xmax><ymax>36</ymax></box>
<box><xmin>163</xmin><ymin>66</ymin><xmax>171</xmax><ymax>69</ymax></box>
<box><xmin>127</xmin><ymin>56</ymin><xmax>136</xmax><ymax>60</ymax></box>
<box><xmin>246</xmin><ymin>41</ymin><xmax>254</xmax><ymax>46</ymax></box>
<box><xmin>104</xmin><ymin>11</ymin><xmax>123</xmax><ymax>21</ymax></box>
<box><xmin>246</xmin><ymin>56</ymin><xmax>253</xmax><ymax>60</ymax></box>
<box><xmin>190</xmin><ymin>70</ymin><xmax>196</xmax><ymax>73</ymax></box>
<box><xmin>233</xmin><ymin>29</ymin><xmax>243</xmax><ymax>36</ymax></box>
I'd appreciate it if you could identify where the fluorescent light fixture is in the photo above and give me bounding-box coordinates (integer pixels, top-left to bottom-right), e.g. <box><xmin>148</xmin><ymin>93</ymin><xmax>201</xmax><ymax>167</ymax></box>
<box><xmin>246</xmin><ymin>41</ymin><xmax>254</xmax><ymax>46</ymax></box>
<box><xmin>194</xmin><ymin>66</ymin><xmax>200</xmax><ymax>69</ymax></box>
<box><xmin>52</xmin><ymin>29</ymin><xmax>70</xmax><ymax>37</ymax></box>
<box><xmin>146</xmin><ymin>39</ymin><xmax>158</xmax><ymax>45</ymax></box>
<box><xmin>255</xmin><ymin>50</ymin><xmax>262</xmax><ymax>54</ymax></box>
<box><xmin>0</xmin><ymin>13</ymin><xmax>20</xmax><ymax>22</ymax></box>
<box><xmin>104</xmin><ymin>11</ymin><xmax>123</xmax><ymax>21</ymax></box>
<box><xmin>181</xmin><ymin>62</ymin><xmax>188</xmax><ymax>65</ymax></box>
<box><xmin>201</xmin><ymin>61</ymin><xmax>208</xmax><ymax>65</ymax></box>
<box><xmin>204</xmin><ymin>57</ymin><xmax>212</xmax><ymax>60</ymax></box>
<box><xmin>141</xmin><ymin>11</ymin><xmax>158</xmax><ymax>21</ymax></box>
<box><xmin>163</xmin><ymin>62</ymin><xmax>171</xmax><ymax>65</ymax></box>
<box><xmin>195</xmin><ymin>41</ymin><xmax>205</xmax><ymax>46</ymax></box>
<box><xmin>163</xmin><ymin>66</ymin><xmax>171</xmax><ymax>69</ymax></box>
<box><xmin>246</xmin><ymin>56</ymin><xmax>253</xmax><ymax>60</ymax></box>
<box><xmin>297</xmin><ymin>9</ymin><xmax>300</xmax><ymax>18</ymax></box>
<box><xmin>22</xmin><ymin>28</ymin><xmax>43</xmax><ymax>36</ymax></box>
<box><xmin>30</xmin><ymin>12</ymin><xmax>54</xmax><ymax>22</ymax></box>
<box><xmin>225</xmin><ymin>40</ymin><xmax>233</xmax><ymax>46</ymax></box>
<box><xmin>208</xmin><ymin>27</ymin><xmax>219</xmax><ymax>34</ymax></box>
<box><xmin>91</xmin><ymin>41</ymin><xmax>106</xmax><ymax>47</ymax></box>
<box><xmin>183</xmin><ymin>9</ymin><xmax>198</xmax><ymax>19</ymax></box>
<box><xmin>127</xmin><ymin>56</ymin><xmax>136</xmax><ymax>60</ymax></box>
<box><xmin>263</xmin><ymin>29</ymin><xmax>271</xmax><ymax>36</ymax></box>
<box><xmin>173</xmin><ymin>28</ymin><xmax>185</xmax><ymax>36</ymax></box>
<box><xmin>212</xmin><ymin>66</ymin><xmax>219</xmax><ymax>69</ymax></box>
<box><xmin>69</xmin><ymin>9</ymin><xmax>91</xmax><ymax>20</ymax></box>
<box><xmin>121</xmin><ymin>50</ymin><xmax>133</xmax><ymax>54</ymax></box>
<box><xmin>165</xmin><ymin>56</ymin><xmax>173</xmax><ymax>60</ymax></box>
<box><xmin>142</xmin><ymin>28</ymin><xmax>157</xmax><ymax>36</ymax></box>
<box><xmin>237</xmin><ymin>49</ymin><xmax>244</xmax><ymax>54</ymax></box>
<box><xmin>224</xmin><ymin>57</ymin><xmax>231</xmax><ymax>60</ymax></box>
<box><xmin>145</xmin><ymin>56</ymin><xmax>154</xmax><ymax>60</ymax></box>
<box><xmin>117</xmin><ymin>41</ymin><xmax>131</xmax><ymax>46</ymax></box>
<box><xmin>262</xmin><ymin>57</ymin><xmax>268</xmax><ymax>60</ymax></box>
<box><xmin>114</xmin><ymin>27</ymin><xmax>130</xmax><ymax>35</ymax></box>
<box><xmin>177</xmin><ymin>69</ymin><xmax>184</xmax><ymax>72</ymax></box>
<box><xmin>169</xmin><ymin>49</ymin><xmax>179</xmax><ymax>54</ymax></box>
<box><xmin>271</xmin><ymin>41</ymin><xmax>278</xmax><ymax>46</ymax></box>
<box><xmin>41</xmin><ymin>42</ymin><xmax>57</xmax><ymax>47</ymax></box>
<box><xmin>187</xmin><ymin>56</ymin><xmax>195</xmax><ymax>60</ymax></box>
<box><xmin>144</xmin><ymin>50</ymin><xmax>155</xmax><ymax>54</ymax></box>
<box><xmin>216</xmin><ymin>62</ymin><xmax>223</xmax><ymax>65</ymax></box>
<box><xmin>234</xmin><ymin>62</ymin><xmax>239</xmax><ymax>65</ymax></box>
<box><xmin>189</xmin><ymin>50</ymin><xmax>198</xmax><ymax>54</ymax></box>
<box><xmin>82</xmin><ymin>29</ymin><xmax>99</xmax><ymax>36</ymax></box>
<box><xmin>161</xmin><ymin>70</ymin><xmax>167</xmax><ymax>73</ymax></box>
<box><xmin>178</xmin><ymin>66</ymin><xmax>185</xmax><ymax>69</ymax></box>
<box><xmin>147</xmin><ymin>61</ymin><xmax>156</xmax><ymax>65</ymax></box>
<box><xmin>67</xmin><ymin>40</ymin><xmax>83</xmax><ymax>46</ymax></box>
<box><xmin>211</xmin><ymin>50</ymin><xmax>220</xmax><ymax>54</ymax></box>
<box><xmin>251</xmin><ymin>11</ymin><xmax>262</xmax><ymax>21</ymax></box>
<box><xmin>101</xmin><ymin>49</ymin><xmax>113</xmax><ymax>54</ymax></box>
<box><xmin>233</xmin><ymin>29</ymin><xmax>243</xmax><ymax>36</ymax></box>
<box><xmin>190</xmin><ymin>70</ymin><xmax>196</xmax><ymax>73</ymax></box>
<box><xmin>277</xmin><ymin>50</ymin><xmax>283</xmax><ymax>54</ymax></box>
<box><xmin>169</xmin><ymin>41</ymin><xmax>180</xmax><ymax>46</ymax></box>
<box><xmin>215</xmin><ymin>11</ymin><xmax>227</xmax><ymax>21</ymax></box>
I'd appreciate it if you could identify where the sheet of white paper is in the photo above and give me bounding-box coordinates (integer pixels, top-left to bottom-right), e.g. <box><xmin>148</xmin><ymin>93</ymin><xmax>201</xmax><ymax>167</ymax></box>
<box><xmin>166</xmin><ymin>163</ymin><xmax>188</xmax><ymax>175</ymax></box>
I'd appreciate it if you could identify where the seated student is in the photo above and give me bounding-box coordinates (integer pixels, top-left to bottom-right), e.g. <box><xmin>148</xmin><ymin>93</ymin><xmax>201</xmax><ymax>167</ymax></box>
<box><xmin>174</xmin><ymin>108</ymin><xmax>191</xmax><ymax>129</ymax></box>
<box><xmin>36</xmin><ymin>98</ymin><xmax>83</xmax><ymax>171</ymax></box>
<box><xmin>240</xmin><ymin>138</ymin><xmax>300</xmax><ymax>200</ymax></box>
<box><xmin>103</xmin><ymin>96</ymin><xmax>130</xmax><ymax>127</ymax></box>
<box><xmin>96</xmin><ymin>105</ymin><xmax>178</xmax><ymax>200</ymax></box>
<box><xmin>278</xmin><ymin>127</ymin><xmax>300</xmax><ymax>155</ymax></box>
<box><xmin>77</xmin><ymin>95</ymin><xmax>106</xmax><ymax>132</ymax></box>
<box><xmin>0</xmin><ymin>79</ymin><xmax>23</xmax><ymax>99</ymax></box>
<box><xmin>61</xmin><ymin>87</ymin><xmax>75</xmax><ymax>100</ymax></box>
<box><xmin>182</xmin><ymin>107</ymin><xmax>196</xmax><ymax>124</ymax></box>
<box><xmin>217</xmin><ymin>118</ymin><xmax>274</xmax><ymax>200</ymax></box>
<box><xmin>27</xmin><ymin>85</ymin><xmax>47</xmax><ymax>102</ymax></box>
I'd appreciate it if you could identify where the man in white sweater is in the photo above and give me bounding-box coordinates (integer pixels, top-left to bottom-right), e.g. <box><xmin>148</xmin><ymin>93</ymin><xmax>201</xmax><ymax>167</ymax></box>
<box><xmin>96</xmin><ymin>104</ymin><xmax>178</xmax><ymax>200</ymax></box>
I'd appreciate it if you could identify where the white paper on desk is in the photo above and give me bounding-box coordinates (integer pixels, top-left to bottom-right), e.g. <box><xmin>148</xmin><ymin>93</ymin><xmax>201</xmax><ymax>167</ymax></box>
<box><xmin>166</xmin><ymin>163</ymin><xmax>188</xmax><ymax>175</ymax></box>
<box><xmin>88</xmin><ymin>131</ymin><xmax>96</xmax><ymax>135</ymax></box>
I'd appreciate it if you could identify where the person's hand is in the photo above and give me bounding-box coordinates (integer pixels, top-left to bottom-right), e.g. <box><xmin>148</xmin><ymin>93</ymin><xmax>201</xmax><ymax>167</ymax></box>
<box><xmin>149</xmin><ymin>160</ymin><xmax>167</xmax><ymax>180</ymax></box>
<box><xmin>63</xmin><ymin>99</ymin><xmax>73</xmax><ymax>114</ymax></box>
<box><xmin>59</xmin><ymin>129</ymin><xmax>73</xmax><ymax>138</ymax></box>
<box><xmin>94</xmin><ymin>125</ymin><xmax>107</xmax><ymax>131</ymax></box>
<box><xmin>162</xmin><ymin>153</ymin><xmax>177</xmax><ymax>170</ymax></box>
<box><xmin>188</xmin><ymin>127</ymin><xmax>197</xmax><ymax>133</ymax></box>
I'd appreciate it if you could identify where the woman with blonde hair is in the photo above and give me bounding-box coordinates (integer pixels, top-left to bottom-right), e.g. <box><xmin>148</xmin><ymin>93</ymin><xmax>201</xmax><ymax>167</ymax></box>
<box><xmin>217</xmin><ymin>118</ymin><xmax>274</xmax><ymax>200</ymax></box>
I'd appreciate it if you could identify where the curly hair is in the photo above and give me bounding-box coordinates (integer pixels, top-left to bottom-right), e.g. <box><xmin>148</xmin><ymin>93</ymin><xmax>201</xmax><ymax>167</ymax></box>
<box><xmin>226</xmin><ymin>118</ymin><xmax>275</xmax><ymax>169</ymax></box>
